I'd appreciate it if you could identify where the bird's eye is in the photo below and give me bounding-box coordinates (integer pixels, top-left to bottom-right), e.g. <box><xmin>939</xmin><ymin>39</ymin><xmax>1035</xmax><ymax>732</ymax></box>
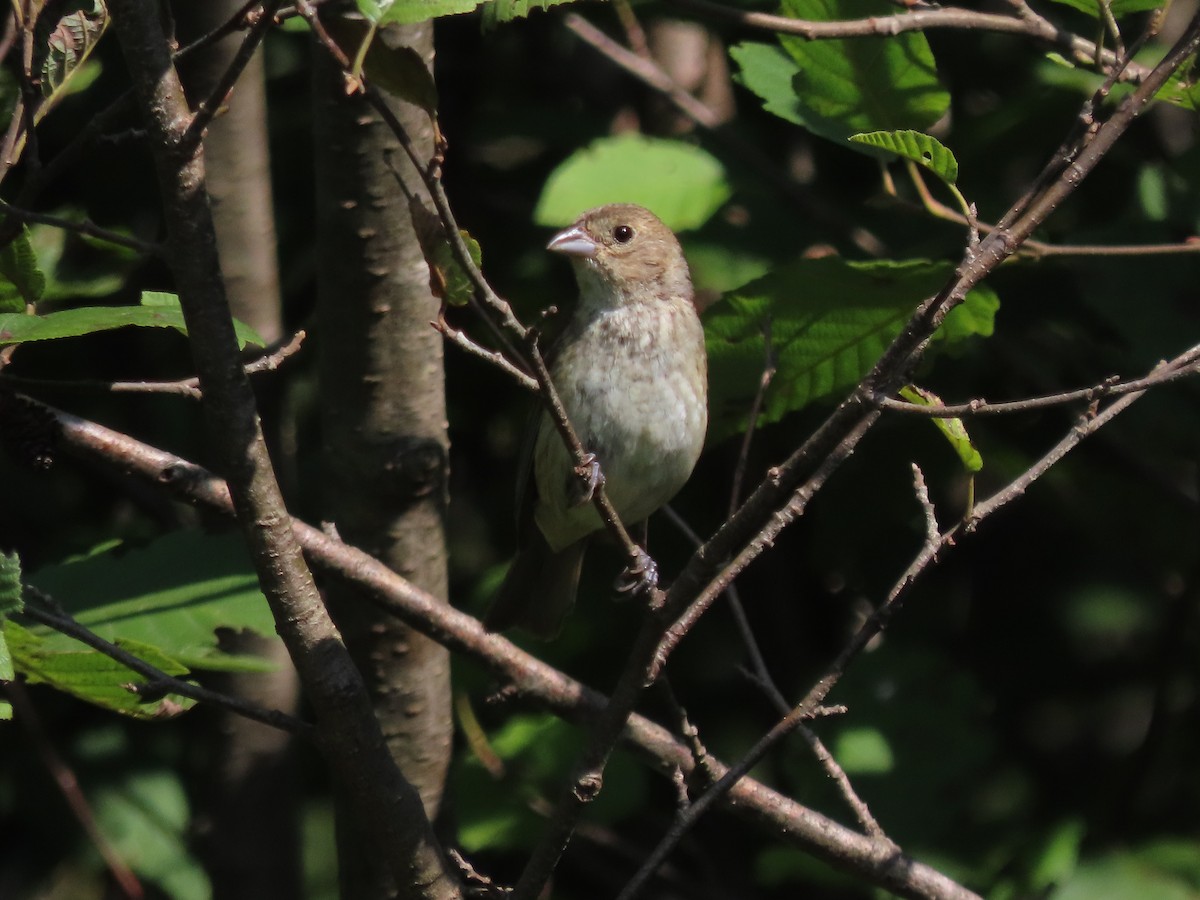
<box><xmin>612</xmin><ymin>224</ymin><xmax>635</xmax><ymax>244</ymax></box>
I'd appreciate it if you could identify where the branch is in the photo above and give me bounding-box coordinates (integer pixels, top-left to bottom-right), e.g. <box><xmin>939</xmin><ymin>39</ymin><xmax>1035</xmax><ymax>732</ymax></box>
<box><xmin>104</xmin><ymin>5</ymin><xmax>456</xmax><ymax>896</ymax></box>
<box><xmin>0</xmin><ymin>201</ymin><xmax>160</xmax><ymax>255</ymax></box>
<box><xmin>0</xmin><ymin>330</ymin><xmax>307</xmax><ymax>400</ymax></box>
<box><xmin>44</xmin><ymin>397</ymin><xmax>977</xmax><ymax>900</ymax></box>
<box><xmin>905</xmin><ymin>164</ymin><xmax>1200</xmax><ymax>259</ymax></box>
<box><xmin>880</xmin><ymin>355</ymin><xmax>1200</xmax><ymax>417</ymax></box>
<box><xmin>668</xmin><ymin>0</ymin><xmax>1152</xmax><ymax>82</ymax></box>
<box><xmin>561</xmin><ymin>13</ymin><xmax>888</xmax><ymax>258</ymax></box>
<box><xmin>180</xmin><ymin>0</ymin><xmax>286</xmax><ymax>154</ymax></box>
<box><xmin>21</xmin><ymin>589</ymin><xmax>311</xmax><ymax>737</ymax></box>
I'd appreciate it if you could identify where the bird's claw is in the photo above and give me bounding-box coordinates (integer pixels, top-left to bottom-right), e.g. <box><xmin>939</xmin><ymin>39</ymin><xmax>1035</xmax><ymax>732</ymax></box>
<box><xmin>614</xmin><ymin>549</ymin><xmax>658</xmax><ymax>597</ymax></box>
<box><xmin>569</xmin><ymin>452</ymin><xmax>605</xmax><ymax>507</ymax></box>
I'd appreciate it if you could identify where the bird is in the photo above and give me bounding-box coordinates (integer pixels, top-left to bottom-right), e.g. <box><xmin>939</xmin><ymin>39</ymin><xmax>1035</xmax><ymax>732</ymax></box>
<box><xmin>485</xmin><ymin>203</ymin><xmax>708</xmax><ymax>638</ymax></box>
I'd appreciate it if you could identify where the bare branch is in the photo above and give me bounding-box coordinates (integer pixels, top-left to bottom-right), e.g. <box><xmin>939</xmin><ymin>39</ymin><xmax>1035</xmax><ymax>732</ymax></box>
<box><xmin>881</xmin><ymin>351</ymin><xmax>1200</xmax><ymax>417</ymax></box>
<box><xmin>43</xmin><ymin>396</ymin><xmax>979</xmax><ymax>900</ymax></box>
<box><xmin>668</xmin><ymin>0</ymin><xmax>1151</xmax><ymax>81</ymax></box>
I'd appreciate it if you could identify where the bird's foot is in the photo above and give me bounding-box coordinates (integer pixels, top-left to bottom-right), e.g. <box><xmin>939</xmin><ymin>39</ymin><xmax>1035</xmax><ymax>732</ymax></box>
<box><xmin>614</xmin><ymin>548</ymin><xmax>659</xmax><ymax>597</ymax></box>
<box><xmin>569</xmin><ymin>453</ymin><xmax>605</xmax><ymax>507</ymax></box>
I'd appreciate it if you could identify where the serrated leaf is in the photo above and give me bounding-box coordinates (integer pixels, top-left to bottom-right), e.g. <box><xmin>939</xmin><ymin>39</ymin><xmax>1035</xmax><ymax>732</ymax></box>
<box><xmin>6</xmin><ymin>620</ymin><xmax>197</xmax><ymax>718</ymax></box>
<box><xmin>900</xmin><ymin>385</ymin><xmax>983</xmax><ymax>472</ymax></box>
<box><xmin>535</xmin><ymin>134</ymin><xmax>729</xmax><ymax>231</ymax></box>
<box><xmin>41</xmin><ymin>0</ymin><xmax>108</xmax><ymax>110</ymax></box>
<box><xmin>850</xmin><ymin>130</ymin><xmax>958</xmax><ymax>184</ymax></box>
<box><xmin>0</xmin><ymin>226</ymin><xmax>46</xmax><ymax>311</ymax></box>
<box><xmin>355</xmin><ymin>0</ymin><xmax>395</xmax><ymax>21</ymax></box>
<box><xmin>377</xmin><ymin>0</ymin><xmax>487</xmax><ymax>24</ymax></box>
<box><xmin>0</xmin><ymin>551</ymin><xmax>19</xmax><ymax>699</ymax></box>
<box><xmin>482</xmin><ymin>0</ymin><xmax>578</xmax><ymax>26</ymax></box>
<box><xmin>704</xmin><ymin>258</ymin><xmax>998</xmax><ymax>442</ymax></box>
<box><xmin>1046</xmin><ymin>0</ymin><xmax>1164</xmax><ymax>18</ymax></box>
<box><xmin>1155</xmin><ymin>54</ymin><xmax>1198</xmax><ymax>111</ymax></box>
<box><xmin>0</xmin><ymin>551</ymin><xmax>21</xmax><ymax>617</ymax></box>
<box><xmin>731</xmin><ymin>41</ymin><xmax>810</xmax><ymax>127</ymax></box>
<box><xmin>0</xmin><ymin>292</ymin><xmax>265</xmax><ymax>348</ymax></box>
<box><xmin>26</xmin><ymin>531</ymin><xmax>280</xmax><ymax>671</ymax></box>
<box><xmin>770</xmin><ymin>0</ymin><xmax>949</xmax><ymax>145</ymax></box>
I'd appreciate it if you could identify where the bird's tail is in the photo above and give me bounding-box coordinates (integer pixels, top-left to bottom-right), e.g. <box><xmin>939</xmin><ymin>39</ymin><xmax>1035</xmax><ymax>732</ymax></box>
<box><xmin>484</xmin><ymin>532</ymin><xmax>586</xmax><ymax>640</ymax></box>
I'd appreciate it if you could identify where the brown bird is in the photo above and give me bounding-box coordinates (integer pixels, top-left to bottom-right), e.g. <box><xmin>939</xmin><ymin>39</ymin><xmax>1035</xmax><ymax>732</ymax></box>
<box><xmin>486</xmin><ymin>204</ymin><xmax>708</xmax><ymax>638</ymax></box>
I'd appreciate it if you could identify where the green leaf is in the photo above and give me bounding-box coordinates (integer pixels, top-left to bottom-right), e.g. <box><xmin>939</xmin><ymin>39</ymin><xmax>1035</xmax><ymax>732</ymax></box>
<box><xmin>832</xmin><ymin>726</ymin><xmax>894</xmax><ymax>774</ymax></box>
<box><xmin>456</xmin><ymin>714</ymin><xmax>649</xmax><ymax>851</ymax></box>
<box><xmin>355</xmin><ymin>0</ymin><xmax>395</xmax><ymax>21</ymax></box>
<box><xmin>535</xmin><ymin>135</ymin><xmax>730</xmax><ymax>232</ymax></box>
<box><xmin>482</xmin><ymin>0</ymin><xmax>578</xmax><ymax>26</ymax></box>
<box><xmin>770</xmin><ymin>0</ymin><xmax>949</xmax><ymax>144</ymax></box>
<box><xmin>1030</xmin><ymin>819</ymin><xmax>1086</xmax><ymax>891</ymax></box>
<box><xmin>1155</xmin><ymin>54</ymin><xmax>1198</xmax><ymax>111</ymax></box>
<box><xmin>363</xmin><ymin>42</ymin><xmax>438</xmax><ymax>114</ymax></box>
<box><xmin>0</xmin><ymin>226</ymin><xmax>46</xmax><ymax>311</ymax></box>
<box><xmin>377</xmin><ymin>0</ymin><xmax>487</xmax><ymax>24</ymax></box>
<box><xmin>850</xmin><ymin>130</ymin><xmax>959</xmax><ymax>184</ymax></box>
<box><xmin>26</xmin><ymin>531</ymin><xmax>280</xmax><ymax>671</ymax></box>
<box><xmin>6</xmin><ymin>620</ymin><xmax>197</xmax><ymax>718</ymax></box>
<box><xmin>408</xmin><ymin>197</ymin><xmax>482</xmax><ymax>306</ymax></box>
<box><xmin>1046</xmin><ymin>0</ymin><xmax>1165</xmax><ymax>19</ymax></box>
<box><xmin>92</xmin><ymin>769</ymin><xmax>210</xmax><ymax>899</ymax></box>
<box><xmin>29</xmin><ymin>215</ymin><xmax>141</xmax><ymax>301</ymax></box>
<box><xmin>0</xmin><ymin>551</ymin><xmax>20</xmax><ymax>719</ymax></box>
<box><xmin>899</xmin><ymin>385</ymin><xmax>984</xmax><ymax>472</ymax></box>
<box><xmin>1050</xmin><ymin>847</ymin><xmax>1199</xmax><ymax>900</ymax></box>
<box><xmin>40</xmin><ymin>1</ymin><xmax>108</xmax><ymax>110</ymax></box>
<box><xmin>0</xmin><ymin>292</ymin><xmax>265</xmax><ymax>348</ymax></box>
<box><xmin>0</xmin><ymin>550</ymin><xmax>21</xmax><ymax>617</ymax></box>
<box><xmin>433</xmin><ymin>232</ymin><xmax>482</xmax><ymax>306</ymax></box>
<box><xmin>731</xmin><ymin>41</ymin><xmax>810</xmax><ymax>127</ymax></box>
<box><xmin>704</xmin><ymin>258</ymin><xmax>998</xmax><ymax>442</ymax></box>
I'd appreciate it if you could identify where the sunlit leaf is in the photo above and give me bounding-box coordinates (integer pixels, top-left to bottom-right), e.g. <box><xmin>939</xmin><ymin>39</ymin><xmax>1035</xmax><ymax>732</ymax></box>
<box><xmin>753</xmin><ymin>0</ymin><xmax>949</xmax><ymax>145</ymax></box>
<box><xmin>26</xmin><ymin>531</ymin><xmax>280</xmax><ymax>671</ymax></box>
<box><xmin>899</xmin><ymin>385</ymin><xmax>983</xmax><ymax>472</ymax></box>
<box><xmin>705</xmin><ymin>257</ymin><xmax>998</xmax><ymax>441</ymax></box>
<box><xmin>535</xmin><ymin>134</ymin><xmax>729</xmax><ymax>231</ymax></box>
<box><xmin>0</xmin><ymin>291</ymin><xmax>265</xmax><ymax>348</ymax></box>
<box><xmin>6</xmin><ymin>620</ymin><xmax>197</xmax><ymax>718</ymax></box>
<box><xmin>483</xmin><ymin>0</ymin><xmax>579</xmax><ymax>26</ymax></box>
<box><xmin>850</xmin><ymin>130</ymin><xmax>959</xmax><ymax>184</ymax></box>
<box><xmin>731</xmin><ymin>41</ymin><xmax>810</xmax><ymax>126</ymax></box>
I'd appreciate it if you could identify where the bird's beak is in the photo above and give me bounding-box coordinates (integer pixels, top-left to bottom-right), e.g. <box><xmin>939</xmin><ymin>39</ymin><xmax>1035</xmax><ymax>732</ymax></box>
<box><xmin>547</xmin><ymin>225</ymin><xmax>598</xmax><ymax>259</ymax></box>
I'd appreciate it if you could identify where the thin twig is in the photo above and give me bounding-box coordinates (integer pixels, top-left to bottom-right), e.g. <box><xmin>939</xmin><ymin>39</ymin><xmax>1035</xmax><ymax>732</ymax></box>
<box><xmin>21</xmin><ymin>590</ymin><xmax>312</xmax><ymax>737</ymax></box>
<box><xmin>5</xmin><ymin>683</ymin><xmax>146</xmax><ymax>899</ymax></box>
<box><xmin>434</xmin><ymin>312</ymin><xmax>537</xmax><ymax>392</ymax></box>
<box><xmin>616</xmin><ymin>341</ymin><xmax>1200</xmax><ymax>900</ymax></box>
<box><xmin>0</xmin><ymin>200</ymin><xmax>161</xmax><ymax>255</ymax></box>
<box><xmin>880</xmin><ymin>353</ymin><xmax>1200</xmax><ymax>417</ymax></box>
<box><xmin>906</xmin><ymin>164</ymin><xmax>1200</xmax><ymax>259</ymax></box>
<box><xmin>562</xmin><ymin>13</ymin><xmax>888</xmax><ymax>258</ymax></box>
<box><xmin>180</xmin><ymin>0</ymin><xmax>286</xmax><ymax>154</ymax></box>
<box><xmin>44</xmin><ymin>397</ymin><xmax>980</xmax><ymax>900</ymax></box>
<box><xmin>0</xmin><ymin>330</ymin><xmax>307</xmax><ymax>399</ymax></box>
<box><xmin>668</xmin><ymin>0</ymin><xmax>1151</xmax><ymax>82</ymax></box>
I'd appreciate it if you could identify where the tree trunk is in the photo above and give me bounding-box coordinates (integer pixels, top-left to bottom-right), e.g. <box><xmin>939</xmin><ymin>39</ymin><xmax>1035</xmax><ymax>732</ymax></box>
<box><xmin>312</xmin><ymin>17</ymin><xmax>453</xmax><ymax>900</ymax></box>
<box><xmin>173</xmin><ymin>4</ymin><xmax>300</xmax><ymax>898</ymax></box>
